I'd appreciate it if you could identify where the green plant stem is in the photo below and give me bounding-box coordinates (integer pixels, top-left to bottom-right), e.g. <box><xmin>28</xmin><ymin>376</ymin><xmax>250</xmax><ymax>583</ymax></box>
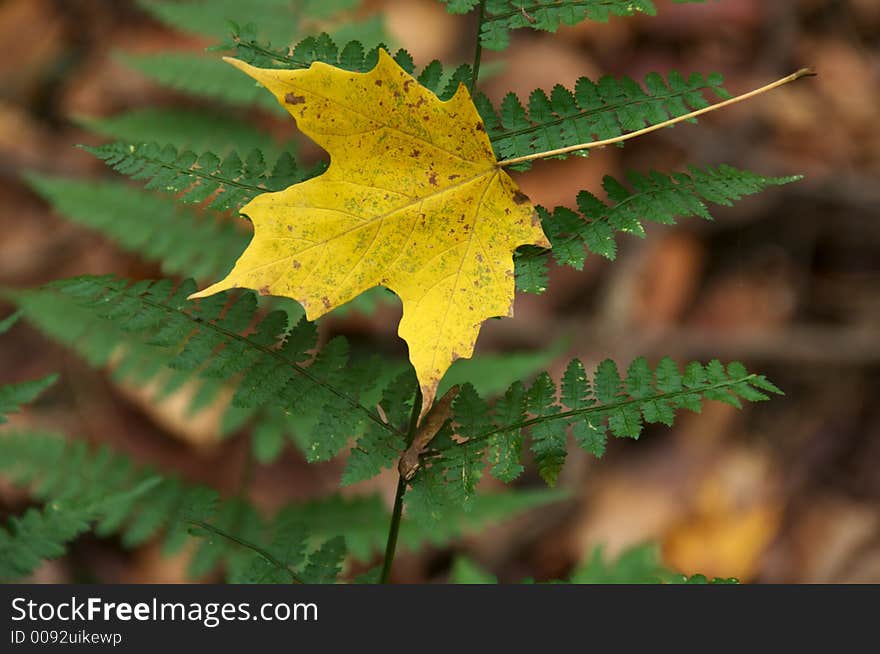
<box><xmin>379</xmin><ymin>385</ymin><xmax>422</xmax><ymax>584</ymax></box>
<box><xmin>469</xmin><ymin>0</ymin><xmax>487</xmax><ymax>93</ymax></box>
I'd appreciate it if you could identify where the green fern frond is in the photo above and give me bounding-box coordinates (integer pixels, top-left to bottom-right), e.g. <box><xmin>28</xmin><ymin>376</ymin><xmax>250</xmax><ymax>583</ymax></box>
<box><xmin>298</xmin><ymin>535</ymin><xmax>347</xmax><ymax>584</ymax></box>
<box><xmin>570</xmin><ymin>542</ymin><xmax>737</xmax><ymax>584</ymax></box>
<box><xmin>8</xmin><ymin>276</ymin><xmax>395</xmax><ymax>457</ymax></box>
<box><xmin>0</xmin><ymin>431</ymin><xmax>566</xmax><ymax>579</ymax></box>
<box><xmin>0</xmin><ymin>478</ymin><xmax>159</xmax><ymax>582</ymax></box>
<box><xmin>0</xmin><ymin>429</ymin><xmax>289</xmax><ymax>582</ymax></box>
<box><xmin>138</xmin><ymin>0</ymin><xmax>367</xmax><ymax>43</ymax></box>
<box><xmin>138</xmin><ymin>0</ymin><xmax>301</xmax><ymax>42</ymax></box>
<box><xmin>341</xmin><ymin>345</ymin><xmax>560</xmax><ymax>485</ymax></box>
<box><xmin>441</xmin><ymin>0</ymin><xmax>708</xmax><ymax>51</ymax></box>
<box><xmin>225</xmin><ymin>29</ymin><xmax>472</xmax><ymax>101</ymax></box>
<box><xmin>0</xmin><ymin>502</ymin><xmax>97</xmax><ymax>582</ymax></box>
<box><xmin>76</xmin><ymin>108</ymin><xmax>286</xmax><ymax>157</ymax></box>
<box><xmin>25</xmin><ymin>175</ymin><xmax>248</xmax><ymax>280</ymax></box>
<box><xmin>0</xmin><ymin>309</ymin><xmax>56</xmax><ymax>426</ymax></box>
<box><xmin>120</xmin><ymin>52</ymin><xmax>286</xmax><ymax>112</ymax></box>
<box><xmin>0</xmin><ymin>374</ymin><xmax>57</xmax><ymax>424</ymax></box>
<box><xmin>450</xmin><ymin>556</ymin><xmax>499</xmax><ymax>584</ymax></box>
<box><xmin>453</xmin><ymin>542</ymin><xmax>737</xmax><ymax>583</ymax></box>
<box><xmin>82</xmin><ymin>142</ymin><xmax>319</xmax><ymax>212</ymax></box>
<box><xmin>408</xmin><ymin>355</ymin><xmax>781</xmax><ymax>506</ymax></box>
<box><xmin>480</xmin><ymin>70</ymin><xmax>728</xmax><ymax>168</ymax></box>
<box><xmin>120</xmin><ymin>10</ymin><xmax>390</xmax><ymax>111</ymax></box>
<box><xmin>0</xmin><ymin>311</ymin><xmax>20</xmax><ymax>335</ymax></box>
<box><xmin>439</xmin><ymin>0</ymin><xmax>483</xmax><ymax>13</ymax></box>
<box><xmin>341</xmin><ymin>369</ymin><xmax>413</xmax><ymax>485</ymax></box>
<box><xmin>514</xmin><ymin>164</ymin><xmax>802</xmax><ymax>293</ymax></box>
<box><xmin>0</xmin><ymin>431</ymin><xmax>206</xmax><ymax>551</ymax></box>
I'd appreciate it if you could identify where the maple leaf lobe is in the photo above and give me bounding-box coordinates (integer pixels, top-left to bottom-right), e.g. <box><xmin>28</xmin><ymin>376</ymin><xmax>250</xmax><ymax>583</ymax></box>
<box><xmin>190</xmin><ymin>50</ymin><xmax>549</xmax><ymax>419</ymax></box>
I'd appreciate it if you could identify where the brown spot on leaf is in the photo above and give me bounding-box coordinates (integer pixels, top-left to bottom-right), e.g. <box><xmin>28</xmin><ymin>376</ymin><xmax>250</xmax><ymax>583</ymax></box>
<box><xmin>374</xmin><ymin>80</ymin><xmax>383</xmax><ymax>86</ymax></box>
<box><xmin>403</xmin><ymin>79</ymin><xmax>413</xmax><ymax>92</ymax></box>
<box><xmin>475</xmin><ymin>122</ymin><xmax>485</xmax><ymax>132</ymax></box>
<box><xmin>292</xmin><ymin>260</ymin><xmax>301</xmax><ymax>269</ymax></box>
<box><xmin>258</xmin><ymin>286</ymin><xmax>271</xmax><ymax>296</ymax></box>
<box><xmin>448</xmin><ymin>174</ymin><xmax>460</xmax><ymax>181</ymax></box>
<box><xmin>284</xmin><ymin>93</ymin><xmax>305</xmax><ymax>105</ymax></box>
<box><xmin>321</xmin><ymin>296</ymin><xmax>331</xmax><ymax>309</ymax></box>
<box><xmin>428</xmin><ymin>172</ymin><xmax>438</xmax><ymax>186</ymax></box>
<box><xmin>411</xmin><ymin>149</ymin><xmax>421</xmax><ymax>158</ymax></box>
<box><xmin>513</xmin><ymin>190</ymin><xmax>530</xmax><ymax>205</ymax></box>
<box><xmin>530</xmin><ymin>209</ymin><xmax>542</xmax><ymax>228</ymax></box>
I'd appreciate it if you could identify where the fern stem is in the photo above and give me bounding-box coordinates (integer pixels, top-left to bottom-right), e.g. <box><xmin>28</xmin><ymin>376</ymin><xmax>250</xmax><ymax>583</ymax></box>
<box><xmin>379</xmin><ymin>385</ymin><xmax>422</xmax><ymax>584</ymax></box>
<box><xmin>432</xmin><ymin>373</ymin><xmax>766</xmax><ymax>453</ymax></box>
<box><xmin>469</xmin><ymin>0</ymin><xmax>487</xmax><ymax>94</ymax></box>
<box><xmin>497</xmin><ymin>68</ymin><xmax>815</xmax><ymax>167</ymax></box>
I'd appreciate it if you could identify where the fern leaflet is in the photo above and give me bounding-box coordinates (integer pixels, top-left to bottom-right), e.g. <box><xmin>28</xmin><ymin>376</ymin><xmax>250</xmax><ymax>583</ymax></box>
<box><xmin>0</xmin><ymin>478</ymin><xmax>159</xmax><ymax>582</ymax></box>
<box><xmin>0</xmin><ymin>374</ymin><xmax>57</xmax><ymax>424</ymax></box>
<box><xmin>514</xmin><ymin>164</ymin><xmax>802</xmax><ymax>293</ymax></box>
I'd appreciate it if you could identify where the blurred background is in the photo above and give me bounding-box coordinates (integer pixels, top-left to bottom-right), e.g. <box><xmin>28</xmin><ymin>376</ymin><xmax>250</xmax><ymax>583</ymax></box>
<box><xmin>1</xmin><ymin>0</ymin><xmax>878</xmax><ymax>583</ymax></box>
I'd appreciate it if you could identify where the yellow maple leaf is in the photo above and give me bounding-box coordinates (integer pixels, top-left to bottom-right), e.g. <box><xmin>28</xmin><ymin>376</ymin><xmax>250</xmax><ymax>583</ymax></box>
<box><xmin>190</xmin><ymin>50</ymin><xmax>549</xmax><ymax>419</ymax></box>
